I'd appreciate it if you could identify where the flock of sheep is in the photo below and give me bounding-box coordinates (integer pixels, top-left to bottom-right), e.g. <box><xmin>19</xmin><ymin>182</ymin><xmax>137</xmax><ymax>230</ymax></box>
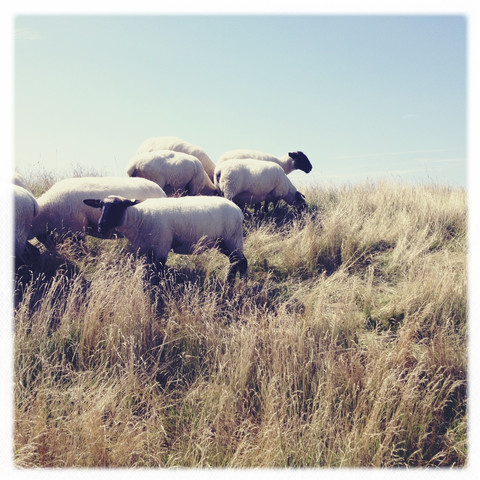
<box><xmin>14</xmin><ymin>136</ymin><xmax>313</xmax><ymax>284</ymax></box>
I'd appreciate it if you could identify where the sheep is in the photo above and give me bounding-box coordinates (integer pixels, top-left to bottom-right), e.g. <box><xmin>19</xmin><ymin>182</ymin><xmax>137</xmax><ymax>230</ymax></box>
<box><xmin>83</xmin><ymin>195</ymin><xmax>247</xmax><ymax>283</ymax></box>
<box><xmin>218</xmin><ymin>149</ymin><xmax>312</xmax><ymax>175</ymax></box>
<box><xmin>214</xmin><ymin>159</ymin><xmax>306</xmax><ymax>213</ymax></box>
<box><xmin>126</xmin><ymin>149</ymin><xmax>217</xmax><ymax>196</ymax></box>
<box><xmin>136</xmin><ymin>136</ymin><xmax>217</xmax><ymax>182</ymax></box>
<box><xmin>29</xmin><ymin>176</ymin><xmax>166</xmax><ymax>245</ymax></box>
<box><xmin>14</xmin><ymin>184</ymin><xmax>39</xmax><ymax>263</ymax></box>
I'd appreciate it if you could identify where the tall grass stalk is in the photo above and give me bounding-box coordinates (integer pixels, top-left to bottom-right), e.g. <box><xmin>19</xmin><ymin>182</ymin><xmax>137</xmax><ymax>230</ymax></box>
<box><xmin>14</xmin><ymin>180</ymin><xmax>467</xmax><ymax>467</ymax></box>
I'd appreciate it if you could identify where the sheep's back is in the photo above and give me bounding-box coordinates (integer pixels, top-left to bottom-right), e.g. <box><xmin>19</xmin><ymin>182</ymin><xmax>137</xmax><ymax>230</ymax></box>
<box><xmin>127</xmin><ymin>151</ymin><xmax>203</xmax><ymax>191</ymax></box>
<box><xmin>134</xmin><ymin>197</ymin><xmax>244</xmax><ymax>248</ymax></box>
<box><xmin>32</xmin><ymin>177</ymin><xmax>165</xmax><ymax>237</ymax></box>
<box><xmin>217</xmin><ymin>159</ymin><xmax>284</xmax><ymax>197</ymax></box>
<box><xmin>136</xmin><ymin>136</ymin><xmax>216</xmax><ymax>179</ymax></box>
<box><xmin>218</xmin><ymin>149</ymin><xmax>280</xmax><ymax>166</ymax></box>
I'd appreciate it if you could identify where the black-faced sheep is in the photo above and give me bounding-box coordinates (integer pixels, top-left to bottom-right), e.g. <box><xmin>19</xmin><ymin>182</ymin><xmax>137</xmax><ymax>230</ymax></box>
<box><xmin>83</xmin><ymin>195</ymin><xmax>247</xmax><ymax>283</ymax></box>
<box><xmin>214</xmin><ymin>159</ymin><xmax>306</xmax><ymax>212</ymax></box>
<box><xmin>29</xmin><ymin>176</ymin><xmax>166</xmax><ymax>244</ymax></box>
<box><xmin>218</xmin><ymin>149</ymin><xmax>312</xmax><ymax>175</ymax></box>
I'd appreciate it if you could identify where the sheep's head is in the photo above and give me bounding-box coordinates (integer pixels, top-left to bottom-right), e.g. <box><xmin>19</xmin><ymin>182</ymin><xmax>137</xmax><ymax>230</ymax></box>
<box><xmin>293</xmin><ymin>191</ymin><xmax>307</xmax><ymax>211</ymax></box>
<box><xmin>83</xmin><ymin>195</ymin><xmax>140</xmax><ymax>234</ymax></box>
<box><xmin>289</xmin><ymin>151</ymin><xmax>312</xmax><ymax>173</ymax></box>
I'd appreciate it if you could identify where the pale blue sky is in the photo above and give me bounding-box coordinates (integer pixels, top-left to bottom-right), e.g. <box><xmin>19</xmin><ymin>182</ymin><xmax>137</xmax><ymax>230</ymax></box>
<box><xmin>14</xmin><ymin>14</ymin><xmax>467</xmax><ymax>186</ymax></box>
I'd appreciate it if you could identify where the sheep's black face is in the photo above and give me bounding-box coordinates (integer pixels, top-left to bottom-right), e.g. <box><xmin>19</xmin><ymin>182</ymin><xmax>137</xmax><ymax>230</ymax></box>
<box><xmin>98</xmin><ymin>201</ymin><xmax>129</xmax><ymax>234</ymax></box>
<box><xmin>289</xmin><ymin>151</ymin><xmax>312</xmax><ymax>174</ymax></box>
<box><xmin>294</xmin><ymin>191</ymin><xmax>307</xmax><ymax>211</ymax></box>
<box><xmin>83</xmin><ymin>196</ymin><xmax>139</xmax><ymax>235</ymax></box>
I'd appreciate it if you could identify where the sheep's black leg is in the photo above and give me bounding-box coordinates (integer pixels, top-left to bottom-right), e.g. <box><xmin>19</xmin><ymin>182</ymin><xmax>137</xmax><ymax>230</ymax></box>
<box><xmin>184</xmin><ymin>179</ymin><xmax>197</xmax><ymax>197</ymax></box>
<box><xmin>227</xmin><ymin>251</ymin><xmax>248</xmax><ymax>283</ymax></box>
<box><xmin>217</xmin><ymin>241</ymin><xmax>247</xmax><ymax>284</ymax></box>
<box><xmin>24</xmin><ymin>240</ymin><xmax>40</xmax><ymax>260</ymax></box>
<box><xmin>143</xmin><ymin>249</ymin><xmax>167</xmax><ymax>286</ymax></box>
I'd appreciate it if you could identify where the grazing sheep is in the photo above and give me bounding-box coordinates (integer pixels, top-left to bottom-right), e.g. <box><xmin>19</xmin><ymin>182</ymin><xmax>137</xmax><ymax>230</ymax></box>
<box><xmin>30</xmin><ymin>176</ymin><xmax>166</xmax><ymax>244</ymax></box>
<box><xmin>218</xmin><ymin>149</ymin><xmax>312</xmax><ymax>175</ymax></box>
<box><xmin>14</xmin><ymin>185</ymin><xmax>39</xmax><ymax>262</ymax></box>
<box><xmin>83</xmin><ymin>195</ymin><xmax>247</xmax><ymax>283</ymax></box>
<box><xmin>136</xmin><ymin>136</ymin><xmax>217</xmax><ymax>182</ymax></box>
<box><xmin>126</xmin><ymin>150</ymin><xmax>217</xmax><ymax>196</ymax></box>
<box><xmin>214</xmin><ymin>159</ymin><xmax>306</xmax><ymax>212</ymax></box>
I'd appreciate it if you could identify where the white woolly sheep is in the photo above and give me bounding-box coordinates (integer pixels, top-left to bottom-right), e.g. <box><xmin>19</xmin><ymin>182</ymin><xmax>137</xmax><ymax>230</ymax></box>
<box><xmin>214</xmin><ymin>159</ymin><xmax>306</xmax><ymax>211</ymax></box>
<box><xmin>136</xmin><ymin>136</ymin><xmax>217</xmax><ymax>182</ymax></box>
<box><xmin>126</xmin><ymin>150</ymin><xmax>217</xmax><ymax>196</ymax></box>
<box><xmin>30</xmin><ymin>176</ymin><xmax>166</xmax><ymax>244</ymax></box>
<box><xmin>83</xmin><ymin>195</ymin><xmax>247</xmax><ymax>283</ymax></box>
<box><xmin>218</xmin><ymin>149</ymin><xmax>312</xmax><ymax>175</ymax></box>
<box><xmin>14</xmin><ymin>185</ymin><xmax>39</xmax><ymax>262</ymax></box>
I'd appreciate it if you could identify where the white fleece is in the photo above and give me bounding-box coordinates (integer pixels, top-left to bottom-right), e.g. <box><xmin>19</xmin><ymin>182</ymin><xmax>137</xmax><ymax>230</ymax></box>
<box><xmin>214</xmin><ymin>159</ymin><xmax>300</xmax><ymax>206</ymax></box>
<box><xmin>30</xmin><ymin>176</ymin><xmax>166</xmax><ymax>239</ymax></box>
<box><xmin>136</xmin><ymin>136</ymin><xmax>217</xmax><ymax>182</ymax></box>
<box><xmin>14</xmin><ymin>185</ymin><xmax>39</xmax><ymax>259</ymax></box>
<box><xmin>218</xmin><ymin>149</ymin><xmax>296</xmax><ymax>174</ymax></box>
<box><xmin>127</xmin><ymin>150</ymin><xmax>211</xmax><ymax>196</ymax></box>
<box><xmin>116</xmin><ymin>196</ymin><xmax>244</xmax><ymax>264</ymax></box>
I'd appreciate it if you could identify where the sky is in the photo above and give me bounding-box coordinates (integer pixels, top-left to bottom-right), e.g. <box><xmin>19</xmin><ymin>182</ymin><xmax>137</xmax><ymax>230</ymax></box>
<box><xmin>13</xmin><ymin>13</ymin><xmax>467</xmax><ymax>187</ymax></box>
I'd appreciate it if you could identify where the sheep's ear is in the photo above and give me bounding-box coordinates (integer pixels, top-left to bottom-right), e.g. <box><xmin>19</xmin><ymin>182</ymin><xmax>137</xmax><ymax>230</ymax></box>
<box><xmin>296</xmin><ymin>191</ymin><xmax>306</xmax><ymax>201</ymax></box>
<box><xmin>83</xmin><ymin>199</ymin><xmax>103</xmax><ymax>209</ymax></box>
<box><xmin>127</xmin><ymin>199</ymin><xmax>142</xmax><ymax>206</ymax></box>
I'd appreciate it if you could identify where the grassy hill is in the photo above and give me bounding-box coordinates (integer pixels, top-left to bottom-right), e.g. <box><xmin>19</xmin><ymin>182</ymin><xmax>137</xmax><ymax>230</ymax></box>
<box><xmin>13</xmin><ymin>177</ymin><xmax>467</xmax><ymax>467</ymax></box>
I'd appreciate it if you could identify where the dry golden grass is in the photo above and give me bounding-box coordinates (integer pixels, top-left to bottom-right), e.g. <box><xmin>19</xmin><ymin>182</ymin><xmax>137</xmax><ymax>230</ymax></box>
<box><xmin>13</xmin><ymin>179</ymin><xmax>467</xmax><ymax>468</ymax></box>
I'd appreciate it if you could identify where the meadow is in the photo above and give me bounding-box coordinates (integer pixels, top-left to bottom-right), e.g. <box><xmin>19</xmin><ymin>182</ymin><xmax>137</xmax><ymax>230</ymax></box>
<box><xmin>13</xmin><ymin>172</ymin><xmax>467</xmax><ymax>468</ymax></box>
